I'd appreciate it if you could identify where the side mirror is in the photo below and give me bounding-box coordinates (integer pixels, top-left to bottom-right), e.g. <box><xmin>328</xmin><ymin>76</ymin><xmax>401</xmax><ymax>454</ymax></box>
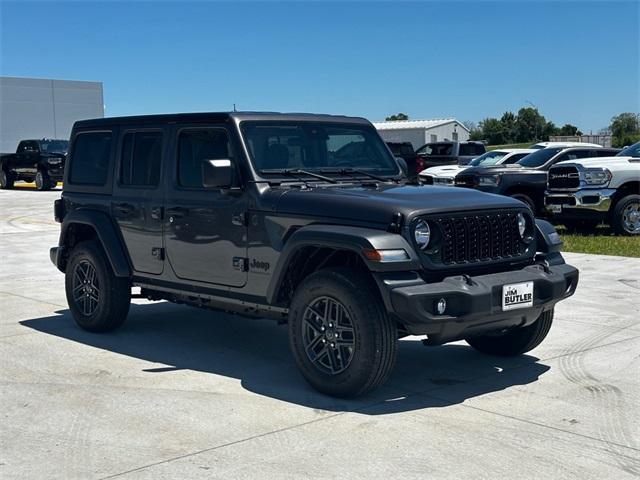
<box><xmin>395</xmin><ymin>157</ymin><xmax>408</xmax><ymax>176</ymax></box>
<box><xmin>202</xmin><ymin>159</ymin><xmax>233</xmax><ymax>188</ymax></box>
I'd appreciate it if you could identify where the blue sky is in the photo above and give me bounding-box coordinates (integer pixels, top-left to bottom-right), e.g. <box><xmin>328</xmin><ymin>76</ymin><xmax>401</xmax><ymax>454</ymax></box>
<box><xmin>1</xmin><ymin>1</ymin><xmax>638</xmax><ymax>131</ymax></box>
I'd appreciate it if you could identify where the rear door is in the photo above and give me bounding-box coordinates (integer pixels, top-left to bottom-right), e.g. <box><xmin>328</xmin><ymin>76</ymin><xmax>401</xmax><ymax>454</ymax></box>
<box><xmin>163</xmin><ymin>125</ymin><xmax>248</xmax><ymax>287</ymax></box>
<box><xmin>112</xmin><ymin>128</ymin><xmax>165</xmax><ymax>275</ymax></box>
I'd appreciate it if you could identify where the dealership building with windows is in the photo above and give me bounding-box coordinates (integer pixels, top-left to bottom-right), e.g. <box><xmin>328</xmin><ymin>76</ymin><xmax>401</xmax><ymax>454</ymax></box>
<box><xmin>0</xmin><ymin>76</ymin><xmax>104</xmax><ymax>152</ymax></box>
<box><xmin>373</xmin><ymin>118</ymin><xmax>470</xmax><ymax>150</ymax></box>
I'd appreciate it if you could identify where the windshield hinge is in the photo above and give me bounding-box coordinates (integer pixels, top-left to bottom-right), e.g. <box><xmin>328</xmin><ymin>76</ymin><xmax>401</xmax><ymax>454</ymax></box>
<box><xmin>388</xmin><ymin>212</ymin><xmax>404</xmax><ymax>233</ymax></box>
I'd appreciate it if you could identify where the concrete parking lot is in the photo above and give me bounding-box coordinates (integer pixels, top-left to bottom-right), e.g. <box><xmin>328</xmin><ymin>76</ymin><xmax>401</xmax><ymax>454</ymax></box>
<box><xmin>1</xmin><ymin>188</ymin><xmax>639</xmax><ymax>479</ymax></box>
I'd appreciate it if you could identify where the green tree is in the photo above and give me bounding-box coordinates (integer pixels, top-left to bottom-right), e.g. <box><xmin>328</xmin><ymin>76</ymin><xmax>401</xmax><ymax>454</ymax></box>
<box><xmin>515</xmin><ymin>107</ymin><xmax>548</xmax><ymax>142</ymax></box>
<box><xmin>499</xmin><ymin>111</ymin><xmax>517</xmax><ymax>143</ymax></box>
<box><xmin>609</xmin><ymin>112</ymin><xmax>640</xmax><ymax>147</ymax></box>
<box><xmin>477</xmin><ymin>117</ymin><xmax>506</xmax><ymax>145</ymax></box>
<box><xmin>557</xmin><ymin>124</ymin><xmax>583</xmax><ymax>136</ymax></box>
<box><xmin>385</xmin><ymin>113</ymin><xmax>409</xmax><ymax>121</ymax></box>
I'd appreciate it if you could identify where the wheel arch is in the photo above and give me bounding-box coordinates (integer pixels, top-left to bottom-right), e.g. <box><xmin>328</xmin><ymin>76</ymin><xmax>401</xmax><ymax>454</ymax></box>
<box><xmin>266</xmin><ymin>224</ymin><xmax>420</xmax><ymax>307</ymax></box>
<box><xmin>611</xmin><ymin>181</ymin><xmax>640</xmax><ymax>208</ymax></box>
<box><xmin>57</xmin><ymin>209</ymin><xmax>131</xmax><ymax>277</ymax></box>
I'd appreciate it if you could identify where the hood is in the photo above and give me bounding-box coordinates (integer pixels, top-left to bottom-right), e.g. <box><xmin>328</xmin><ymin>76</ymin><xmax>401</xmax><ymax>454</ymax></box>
<box><xmin>420</xmin><ymin>165</ymin><xmax>466</xmax><ymax>178</ymax></box>
<box><xmin>273</xmin><ymin>184</ymin><xmax>524</xmax><ymax>224</ymax></box>
<box><xmin>554</xmin><ymin>156</ymin><xmax>636</xmax><ymax>169</ymax></box>
<box><xmin>461</xmin><ymin>164</ymin><xmax>543</xmax><ymax>176</ymax></box>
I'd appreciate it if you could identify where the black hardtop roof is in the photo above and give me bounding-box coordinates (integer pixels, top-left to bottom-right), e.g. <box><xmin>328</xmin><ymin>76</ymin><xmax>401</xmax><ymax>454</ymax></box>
<box><xmin>73</xmin><ymin>111</ymin><xmax>372</xmax><ymax>128</ymax></box>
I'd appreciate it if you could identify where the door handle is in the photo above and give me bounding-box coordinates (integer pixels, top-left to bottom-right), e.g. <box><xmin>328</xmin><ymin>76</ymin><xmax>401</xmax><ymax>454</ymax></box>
<box><xmin>150</xmin><ymin>206</ymin><xmax>163</xmax><ymax>220</ymax></box>
<box><xmin>114</xmin><ymin>202</ymin><xmax>133</xmax><ymax>215</ymax></box>
<box><xmin>166</xmin><ymin>207</ymin><xmax>188</xmax><ymax>220</ymax></box>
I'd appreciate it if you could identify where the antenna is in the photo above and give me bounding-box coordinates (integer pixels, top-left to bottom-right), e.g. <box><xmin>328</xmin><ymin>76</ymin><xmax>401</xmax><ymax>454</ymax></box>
<box><xmin>233</xmin><ymin>103</ymin><xmax>237</xmax><ymax>112</ymax></box>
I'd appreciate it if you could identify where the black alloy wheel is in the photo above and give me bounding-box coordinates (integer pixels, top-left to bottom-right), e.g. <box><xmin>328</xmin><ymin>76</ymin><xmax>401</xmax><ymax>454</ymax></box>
<box><xmin>302</xmin><ymin>296</ymin><xmax>356</xmax><ymax>375</ymax></box>
<box><xmin>72</xmin><ymin>260</ymin><xmax>101</xmax><ymax>316</ymax></box>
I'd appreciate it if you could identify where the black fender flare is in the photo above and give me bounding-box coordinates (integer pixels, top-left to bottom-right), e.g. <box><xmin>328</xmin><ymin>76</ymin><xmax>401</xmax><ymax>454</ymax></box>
<box><xmin>266</xmin><ymin>224</ymin><xmax>420</xmax><ymax>304</ymax></box>
<box><xmin>59</xmin><ymin>209</ymin><xmax>131</xmax><ymax>277</ymax></box>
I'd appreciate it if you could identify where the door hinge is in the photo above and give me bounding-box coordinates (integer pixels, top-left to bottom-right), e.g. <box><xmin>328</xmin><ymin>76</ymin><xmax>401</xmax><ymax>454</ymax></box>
<box><xmin>152</xmin><ymin>247</ymin><xmax>165</xmax><ymax>260</ymax></box>
<box><xmin>232</xmin><ymin>211</ymin><xmax>248</xmax><ymax>226</ymax></box>
<box><xmin>233</xmin><ymin>257</ymin><xmax>248</xmax><ymax>271</ymax></box>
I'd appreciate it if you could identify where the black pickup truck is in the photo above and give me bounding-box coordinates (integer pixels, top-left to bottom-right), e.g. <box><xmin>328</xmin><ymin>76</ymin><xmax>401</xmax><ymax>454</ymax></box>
<box><xmin>0</xmin><ymin>139</ymin><xmax>68</xmax><ymax>190</ymax></box>
<box><xmin>49</xmin><ymin>112</ymin><xmax>578</xmax><ymax>397</ymax></box>
<box><xmin>454</xmin><ymin>146</ymin><xmax>619</xmax><ymax>215</ymax></box>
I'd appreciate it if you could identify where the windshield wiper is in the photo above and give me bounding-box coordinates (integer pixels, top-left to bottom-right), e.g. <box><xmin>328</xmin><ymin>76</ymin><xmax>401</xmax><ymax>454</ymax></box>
<box><xmin>322</xmin><ymin>168</ymin><xmax>399</xmax><ymax>183</ymax></box>
<box><xmin>260</xmin><ymin>168</ymin><xmax>337</xmax><ymax>184</ymax></box>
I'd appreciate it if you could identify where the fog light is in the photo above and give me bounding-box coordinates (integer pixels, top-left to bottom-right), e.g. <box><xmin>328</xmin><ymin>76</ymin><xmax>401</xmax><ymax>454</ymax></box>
<box><xmin>436</xmin><ymin>298</ymin><xmax>447</xmax><ymax>315</ymax></box>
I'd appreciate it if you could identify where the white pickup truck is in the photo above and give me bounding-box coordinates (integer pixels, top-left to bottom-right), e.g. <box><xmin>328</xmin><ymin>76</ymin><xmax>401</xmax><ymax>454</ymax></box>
<box><xmin>545</xmin><ymin>142</ymin><xmax>640</xmax><ymax>235</ymax></box>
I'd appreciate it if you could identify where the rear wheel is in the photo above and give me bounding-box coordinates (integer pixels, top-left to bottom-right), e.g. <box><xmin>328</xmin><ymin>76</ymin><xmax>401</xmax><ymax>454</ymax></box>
<box><xmin>35</xmin><ymin>170</ymin><xmax>51</xmax><ymax>191</ymax></box>
<box><xmin>288</xmin><ymin>267</ymin><xmax>397</xmax><ymax>397</ymax></box>
<box><xmin>465</xmin><ymin>309</ymin><xmax>553</xmax><ymax>356</ymax></box>
<box><xmin>0</xmin><ymin>169</ymin><xmax>14</xmax><ymax>189</ymax></box>
<box><xmin>65</xmin><ymin>241</ymin><xmax>130</xmax><ymax>332</ymax></box>
<box><xmin>612</xmin><ymin>194</ymin><xmax>640</xmax><ymax>236</ymax></box>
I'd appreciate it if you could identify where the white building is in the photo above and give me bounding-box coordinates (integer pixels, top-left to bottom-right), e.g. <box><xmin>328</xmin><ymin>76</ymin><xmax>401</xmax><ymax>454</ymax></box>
<box><xmin>0</xmin><ymin>76</ymin><xmax>104</xmax><ymax>152</ymax></box>
<box><xmin>373</xmin><ymin>118</ymin><xmax>470</xmax><ymax>150</ymax></box>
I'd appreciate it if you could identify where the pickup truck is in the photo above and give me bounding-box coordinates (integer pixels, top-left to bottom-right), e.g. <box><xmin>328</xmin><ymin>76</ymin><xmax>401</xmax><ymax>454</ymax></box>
<box><xmin>419</xmin><ymin>148</ymin><xmax>534</xmax><ymax>186</ymax></box>
<box><xmin>454</xmin><ymin>146</ymin><xmax>619</xmax><ymax>215</ymax></box>
<box><xmin>386</xmin><ymin>141</ymin><xmax>425</xmax><ymax>182</ymax></box>
<box><xmin>414</xmin><ymin>141</ymin><xmax>486</xmax><ymax>169</ymax></box>
<box><xmin>545</xmin><ymin>142</ymin><xmax>640</xmax><ymax>235</ymax></box>
<box><xmin>0</xmin><ymin>139</ymin><xmax>68</xmax><ymax>190</ymax></box>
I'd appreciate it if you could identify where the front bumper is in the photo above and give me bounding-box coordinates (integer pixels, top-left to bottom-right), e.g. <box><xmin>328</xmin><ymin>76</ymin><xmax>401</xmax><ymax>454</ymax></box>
<box><xmin>379</xmin><ymin>263</ymin><xmax>578</xmax><ymax>344</ymax></box>
<box><xmin>545</xmin><ymin>188</ymin><xmax>615</xmax><ymax>215</ymax></box>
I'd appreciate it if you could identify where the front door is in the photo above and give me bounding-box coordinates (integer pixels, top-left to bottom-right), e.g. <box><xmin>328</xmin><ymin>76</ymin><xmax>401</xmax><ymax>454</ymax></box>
<box><xmin>112</xmin><ymin>129</ymin><xmax>165</xmax><ymax>275</ymax></box>
<box><xmin>163</xmin><ymin>126</ymin><xmax>248</xmax><ymax>288</ymax></box>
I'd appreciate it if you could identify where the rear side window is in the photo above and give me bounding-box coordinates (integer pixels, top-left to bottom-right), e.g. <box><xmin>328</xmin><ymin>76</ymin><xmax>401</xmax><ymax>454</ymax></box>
<box><xmin>69</xmin><ymin>132</ymin><xmax>112</xmax><ymax>185</ymax></box>
<box><xmin>178</xmin><ymin>129</ymin><xmax>232</xmax><ymax>188</ymax></box>
<box><xmin>120</xmin><ymin>132</ymin><xmax>162</xmax><ymax>187</ymax></box>
<box><xmin>459</xmin><ymin>143</ymin><xmax>485</xmax><ymax>156</ymax></box>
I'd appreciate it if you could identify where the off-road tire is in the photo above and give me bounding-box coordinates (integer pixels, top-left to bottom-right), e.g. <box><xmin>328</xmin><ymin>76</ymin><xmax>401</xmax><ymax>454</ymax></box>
<box><xmin>510</xmin><ymin>193</ymin><xmax>536</xmax><ymax>213</ymax></box>
<box><xmin>65</xmin><ymin>241</ymin><xmax>130</xmax><ymax>332</ymax></box>
<box><xmin>288</xmin><ymin>267</ymin><xmax>397</xmax><ymax>397</ymax></box>
<box><xmin>612</xmin><ymin>194</ymin><xmax>640</xmax><ymax>236</ymax></box>
<box><xmin>35</xmin><ymin>170</ymin><xmax>51</xmax><ymax>191</ymax></box>
<box><xmin>0</xmin><ymin>169</ymin><xmax>14</xmax><ymax>189</ymax></box>
<box><xmin>466</xmin><ymin>309</ymin><xmax>554</xmax><ymax>356</ymax></box>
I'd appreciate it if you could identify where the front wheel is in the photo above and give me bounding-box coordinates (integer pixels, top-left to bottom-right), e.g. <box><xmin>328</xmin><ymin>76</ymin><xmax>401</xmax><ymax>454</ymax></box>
<box><xmin>35</xmin><ymin>170</ymin><xmax>51</xmax><ymax>191</ymax></box>
<box><xmin>288</xmin><ymin>267</ymin><xmax>397</xmax><ymax>397</ymax></box>
<box><xmin>510</xmin><ymin>193</ymin><xmax>536</xmax><ymax>213</ymax></box>
<box><xmin>465</xmin><ymin>309</ymin><xmax>554</xmax><ymax>356</ymax></box>
<box><xmin>612</xmin><ymin>194</ymin><xmax>640</xmax><ymax>236</ymax></box>
<box><xmin>65</xmin><ymin>241</ymin><xmax>131</xmax><ymax>332</ymax></box>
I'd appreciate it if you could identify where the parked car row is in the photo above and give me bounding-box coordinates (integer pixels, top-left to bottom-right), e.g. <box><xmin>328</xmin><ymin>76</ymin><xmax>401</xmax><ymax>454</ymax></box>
<box><xmin>453</xmin><ymin>145</ymin><xmax>620</xmax><ymax>214</ymax></box>
<box><xmin>0</xmin><ymin>139</ymin><xmax>68</xmax><ymax>190</ymax></box>
<box><xmin>545</xmin><ymin>142</ymin><xmax>640</xmax><ymax>235</ymax></box>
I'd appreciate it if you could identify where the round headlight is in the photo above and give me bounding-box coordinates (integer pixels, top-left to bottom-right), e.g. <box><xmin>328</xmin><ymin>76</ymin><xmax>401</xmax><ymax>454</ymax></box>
<box><xmin>517</xmin><ymin>213</ymin><xmax>526</xmax><ymax>238</ymax></box>
<box><xmin>414</xmin><ymin>220</ymin><xmax>431</xmax><ymax>249</ymax></box>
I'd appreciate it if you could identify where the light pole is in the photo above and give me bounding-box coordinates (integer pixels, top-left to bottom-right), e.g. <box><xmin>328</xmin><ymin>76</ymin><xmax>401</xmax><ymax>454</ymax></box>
<box><xmin>525</xmin><ymin>100</ymin><xmax>539</xmax><ymax>141</ymax></box>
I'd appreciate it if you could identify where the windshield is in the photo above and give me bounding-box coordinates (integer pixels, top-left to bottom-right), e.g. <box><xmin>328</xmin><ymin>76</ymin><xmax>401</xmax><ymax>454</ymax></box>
<box><xmin>416</xmin><ymin>143</ymin><xmax>453</xmax><ymax>156</ymax></box>
<box><xmin>242</xmin><ymin>122</ymin><xmax>400</xmax><ymax>176</ymax></box>
<box><xmin>617</xmin><ymin>142</ymin><xmax>640</xmax><ymax>158</ymax></box>
<box><xmin>468</xmin><ymin>151</ymin><xmax>508</xmax><ymax>166</ymax></box>
<box><xmin>517</xmin><ymin>147</ymin><xmax>563</xmax><ymax>168</ymax></box>
<box><xmin>39</xmin><ymin>140</ymin><xmax>69</xmax><ymax>153</ymax></box>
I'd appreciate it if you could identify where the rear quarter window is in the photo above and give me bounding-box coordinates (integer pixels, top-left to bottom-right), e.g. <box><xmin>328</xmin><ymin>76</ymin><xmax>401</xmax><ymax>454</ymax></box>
<box><xmin>69</xmin><ymin>132</ymin><xmax>113</xmax><ymax>186</ymax></box>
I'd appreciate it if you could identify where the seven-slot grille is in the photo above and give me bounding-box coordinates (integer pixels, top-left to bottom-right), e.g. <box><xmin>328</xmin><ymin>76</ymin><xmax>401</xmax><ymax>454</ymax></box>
<box><xmin>548</xmin><ymin>166</ymin><xmax>580</xmax><ymax>189</ymax></box>
<box><xmin>431</xmin><ymin>212</ymin><xmax>524</xmax><ymax>265</ymax></box>
<box><xmin>454</xmin><ymin>175</ymin><xmax>476</xmax><ymax>188</ymax></box>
